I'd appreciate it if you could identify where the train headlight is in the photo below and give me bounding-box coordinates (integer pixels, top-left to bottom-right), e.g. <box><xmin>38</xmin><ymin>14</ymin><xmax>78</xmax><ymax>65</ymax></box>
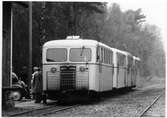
<box><xmin>79</xmin><ymin>66</ymin><xmax>86</xmax><ymax>72</ymax></box>
<box><xmin>50</xmin><ymin>67</ymin><xmax>57</xmax><ymax>73</ymax></box>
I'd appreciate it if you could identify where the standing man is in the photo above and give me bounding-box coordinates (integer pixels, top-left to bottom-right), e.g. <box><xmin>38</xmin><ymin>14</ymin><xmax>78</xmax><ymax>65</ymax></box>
<box><xmin>31</xmin><ymin>67</ymin><xmax>38</xmax><ymax>99</ymax></box>
<box><xmin>31</xmin><ymin>67</ymin><xmax>42</xmax><ymax>103</ymax></box>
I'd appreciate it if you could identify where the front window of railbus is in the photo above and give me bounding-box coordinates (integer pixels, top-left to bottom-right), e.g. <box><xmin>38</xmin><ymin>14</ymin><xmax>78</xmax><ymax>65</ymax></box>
<box><xmin>70</xmin><ymin>48</ymin><xmax>92</xmax><ymax>62</ymax></box>
<box><xmin>46</xmin><ymin>48</ymin><xmax>67</xmax><ymax>62</ymax></box>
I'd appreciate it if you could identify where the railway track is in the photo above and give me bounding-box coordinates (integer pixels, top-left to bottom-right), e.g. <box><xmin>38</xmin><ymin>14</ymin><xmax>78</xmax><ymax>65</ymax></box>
<box><xmin>38</xmin><ymin>105</ymin><xmax>78</xmax><ymax>116</ymax></box>
<box><xmin>9</xmin><ymin>103</ymin><xmax>78</xmax><ymax>117</ymax></box>
<box><xmin>138</xmin><ymin>92</ymin><xmax>164</xmax><ymax>117</ymax></box>
<box><xmin>8</xmin><ymin>87</ymin><xmax>165</xmax><ymax>117</ymax></box>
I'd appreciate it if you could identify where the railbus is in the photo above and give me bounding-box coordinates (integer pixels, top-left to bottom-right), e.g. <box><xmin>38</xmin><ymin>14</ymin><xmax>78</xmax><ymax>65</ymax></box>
<box><xmin>42</xmin><ymin>36</ymin><xmax>140</xmax><ymax>102</ymax></box>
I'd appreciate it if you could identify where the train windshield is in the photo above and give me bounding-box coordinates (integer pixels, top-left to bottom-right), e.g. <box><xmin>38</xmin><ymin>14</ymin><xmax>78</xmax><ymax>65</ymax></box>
<box><xmin>70</xmin><ymin>48</ymin><xmax>91</xmax><ymax>62</ymax></box>
<box><xmin>46</xmin><ymin>48</ymin><xmax>67</xmax><ymax>62</ymax></box>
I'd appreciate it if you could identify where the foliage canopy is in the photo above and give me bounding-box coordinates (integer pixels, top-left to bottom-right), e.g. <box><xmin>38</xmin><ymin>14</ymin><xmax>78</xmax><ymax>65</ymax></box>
<box><xmin>12</xmin><ymin>2</ymin><xmax>165</xmax><ymax>77</ymax></box>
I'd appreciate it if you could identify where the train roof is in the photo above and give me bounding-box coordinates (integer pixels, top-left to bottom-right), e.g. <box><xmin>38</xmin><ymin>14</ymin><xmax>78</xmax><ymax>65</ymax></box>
<box><xmin>43</xmin><ymin>39</ymin><xmax>99</xmax><ymax>48</ymax></box>
<box><xmin>133</xmin><ymin>56</ymin><xmax>141</xmax><ymax>61</ymax></box>
<box><xmin>43</xmin><ymin>36</ymin><xmax>132</xmax><ymax>56</ymax></box>
<box><xmin>98</xmin><ymin>42</ymin><xmax>131</xmax><ymax>56</ymax></box>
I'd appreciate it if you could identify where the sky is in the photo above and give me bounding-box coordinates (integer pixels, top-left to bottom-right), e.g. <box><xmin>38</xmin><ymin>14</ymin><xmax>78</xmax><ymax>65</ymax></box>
<box><xmin>106</xmin><ymin>0</ymin><xmax>167</xmax><ymax>50</ymax></box>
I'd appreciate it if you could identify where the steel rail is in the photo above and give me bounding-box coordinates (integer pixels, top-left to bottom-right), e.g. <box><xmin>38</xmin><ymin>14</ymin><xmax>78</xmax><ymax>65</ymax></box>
<box><xmin>9</xmin><ymin>104</ymin><xmax>57</xmax><ymax>117</ymax></box>
<box><xmin>9</xmin><ymin>104</ymin><xmax>78</xmax><ymax>117</ymax></box>
<box><xmin>138</xmin><ymin>92</ymin><xmax>164</xmax><ymax>117</ymax></box>
<box><xmin>38</xmin><ymin>105</ymin><xmax>78</xmax><ymax>116</ymax></box>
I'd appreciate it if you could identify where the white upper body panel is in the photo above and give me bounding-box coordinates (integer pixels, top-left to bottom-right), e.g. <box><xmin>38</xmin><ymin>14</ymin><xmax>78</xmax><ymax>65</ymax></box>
<box><xmin>43</xmin><ymin>37</ymin><xmax>130</xmax><ymax>56</ymax></box>
<box><xmin>43</xmin><ymin>39</ymin><xmax>99</xmax><ymax>48</ymax></box>
<box><xmin>43</xmin><ymin>36</ymin><xmax>133</xmax><ymax>64</ymax></box>
<box><xmin>133</xmin><ymin>56</ymin><xmax>140</xmax><ymax>61</ymax></box>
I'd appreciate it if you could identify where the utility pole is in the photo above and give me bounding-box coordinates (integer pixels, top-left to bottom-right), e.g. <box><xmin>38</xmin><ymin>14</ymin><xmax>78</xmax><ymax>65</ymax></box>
<box><xmin>28</xmin><ymin>2</ymin><xmax>32</xmax><ymax>89</ymax></box>
<box><xmin>10</xmin><ymin>3</ymin><xmax>13</xmax><ymax>87</ymax></box>
<box><xmin>40</xmin><ymin>2</ymin><xmax>46</xmax><ymax>46</ymax></box>
<box><xmin>40</xmin><ymin>2</ymin><xmax>46</xmax><ymax>66</ymax></box>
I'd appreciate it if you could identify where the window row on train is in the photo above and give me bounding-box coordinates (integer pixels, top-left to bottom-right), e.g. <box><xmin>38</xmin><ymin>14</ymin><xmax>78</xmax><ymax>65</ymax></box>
<box><xmin>117</xmin><ymin>52</ymin><xmax>126</xmax><ymax>66</ymax></box>
<box><xmin>98</xmin><ymin>46</ymin><xmax>136</xmax><ymax>67</ymax></box>
<box><xmin>128</xmin><ymin>55</ymin><xmax>133</xmax><ymax>66</ymax></box>
<box><xmin>99</xmin><ymin>47</ymin><xmax>113</xmax><ymax>65</ymax></box>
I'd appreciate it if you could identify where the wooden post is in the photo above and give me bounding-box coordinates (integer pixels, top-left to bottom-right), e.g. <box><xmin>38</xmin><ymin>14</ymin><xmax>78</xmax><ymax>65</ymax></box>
<box><xmin>10</xmin><ymin>2</ymin><xmax>13</xmax><ymax>87</ymax></box>
<box><xmin>28</xmin><ymin>2</ymin><xmax>32</xmax><ymax>89</ymax></box>
<box><xmin>2</xmin><ymin>2</ymin><xmax>12</xmax><ymax>89</ymax></box>
<box><xmin>2</xmin><ymin>2</ymin><xmax>14</xmax><ymax>110</ymax></box>
<box><xmin>40</xmin><ymin>2</ymin><xmax>46</xmax><ymax>60</ymax></box>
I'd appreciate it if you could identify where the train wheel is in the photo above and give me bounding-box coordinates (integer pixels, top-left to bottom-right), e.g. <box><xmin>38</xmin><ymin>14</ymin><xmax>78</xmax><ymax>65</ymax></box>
<box><xmin>88</xmin><ymin>91</ymin><xmax>100</xmax><ymax>102</ymax></box>
<box><xmin>11</xmin><ymin>91</ymin><xmax>22</xmax><ymax>101</ymax></box>
<box><xmin>126</xmin><ymin>87</ymin><xmax>133</xmax><ymax>91</ymax></box>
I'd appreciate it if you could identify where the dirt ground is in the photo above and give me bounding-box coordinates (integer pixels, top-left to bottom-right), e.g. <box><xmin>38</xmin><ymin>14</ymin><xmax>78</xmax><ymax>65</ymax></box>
<box><xmin>2</xmin><ymin>76</ymin><xmax>165</xmax><ymax>117</ymax></box>
<box><xmin>47</xmin><ymin>76</ymin><xmax>165</xmax><ymax>117</ymax></box>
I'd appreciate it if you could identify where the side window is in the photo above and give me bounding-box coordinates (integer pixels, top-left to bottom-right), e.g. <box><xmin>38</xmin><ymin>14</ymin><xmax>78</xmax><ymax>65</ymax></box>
<box><xmin>106</xmin><ymin>49</ymin><xmax>109</xmax><ymax>64</ymax></box>
<box><xmin>100</xmin><ymin>47</ymin><xmax>113</xmax><ymax>65</ymax></box>
<box><xmin>136</xmin><ymin>60</ymin><xmax>140</xmax><ymax>70</ymax></box>
<box><xmin>96</xmin><ymin>46</ymin><xmax>100</xmax><ymax>62</ymax></box>
<box><xmin>116</xmin><ymin>53</ymin><xmax>119</xmax><ymax>66</ymax></box>
<box><xmin>117</xmin><ymin>53</ymin><xmax>125</xmax><ymax>66</ymax></box>
<box><xmin>108</xmin><ymin>50</ymin><xmax>110</xmax><ymax>64</ymax></box>
<box><xmin>118</xmin><ymin>54</ymin><xmax>120</xmax><ymax>65</ymax></box>
<box><xmin>105</xmin><ymin>49</ymin><xmax>110</xmax><ymax>64</ymax></box>
<box><xmin>111</xmin><ymin>51</ymin><xmax>113</xmax><ymax>64</ymax></box>
<box><xmin>109</xmin><ymin>51</ymin><xmax>113</xmax><ymax>64</ymax></box>
<box><xmin>103</xmin><ymin>48</ymin><xmax>105</xmax><ymax>63</ymax></box>
<box><xmin>128</xmin><ymin>55</ymin><xmax>133</xmax><ymax>66</ymax></box>
<box><xmin>101</xmin><ymin>48</ymin><xmax>104</xmax><ymax>63</ymax></box>
<box><xmin>122</xmin><ymin>55</ymin><xmax>126</xmax><ymax>66</ymax></box>
<box><xmin>104</xmin><ymin>48</ymin><xmax>106</xmax><ymax>63</ymax></box>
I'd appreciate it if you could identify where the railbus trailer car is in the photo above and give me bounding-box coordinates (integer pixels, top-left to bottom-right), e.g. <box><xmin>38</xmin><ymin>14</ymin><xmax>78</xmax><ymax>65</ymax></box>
<box><xmin>112</xmin><ymin>49</ymin><xmax>128</xmax><ymax>89</ymax></box>
<box><xmin>132</xmin><ymin>56</ymin><xmax>141</xmax><ymax>87</ymax></box>
<box><xmin>42</xmin><ymin>36</ymin><xmax>140</xmax><ymax>103</ymax></box>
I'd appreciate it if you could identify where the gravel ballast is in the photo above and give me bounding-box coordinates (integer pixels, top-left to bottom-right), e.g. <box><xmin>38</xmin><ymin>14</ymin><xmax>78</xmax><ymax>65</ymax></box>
<box><xmin>47</xmin><ymin>77</ymin><xmax>165</xmax><ymax>117</ymax></box>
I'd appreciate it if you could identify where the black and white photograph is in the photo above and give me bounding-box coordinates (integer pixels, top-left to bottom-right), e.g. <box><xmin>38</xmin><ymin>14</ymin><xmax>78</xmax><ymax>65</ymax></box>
<box><xmin>2</xmin><ymin>0</ymin><xmax>166</xmax><ymax>117</ymax></box>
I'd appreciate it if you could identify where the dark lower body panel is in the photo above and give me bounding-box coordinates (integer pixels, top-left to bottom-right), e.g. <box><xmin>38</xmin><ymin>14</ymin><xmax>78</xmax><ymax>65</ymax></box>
<box><xmin>42</xmin><ymin>89</ymin><xmax>101</xmax><ymax>101</ymax></box>
<box><xmin>43</xmin><ymin>89</ymin><xmax>90</xmax><ymax>100</ymax></box>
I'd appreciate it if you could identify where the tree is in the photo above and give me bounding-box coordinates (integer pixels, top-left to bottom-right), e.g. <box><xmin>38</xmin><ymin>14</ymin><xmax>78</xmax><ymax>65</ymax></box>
<box><xmin>12</xmin><ymin>2</ymin><xmax>165</xmax><ymax>77</ymax></box>
<box><xmin>100</xmin><ymin>3</ymin><xmax>165</xmax><ymax>77</ymax></box>
<box><xmin>12</xmin><ymin>2</ymin><xmax>106</xmax><ymax>73</ymax></box>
